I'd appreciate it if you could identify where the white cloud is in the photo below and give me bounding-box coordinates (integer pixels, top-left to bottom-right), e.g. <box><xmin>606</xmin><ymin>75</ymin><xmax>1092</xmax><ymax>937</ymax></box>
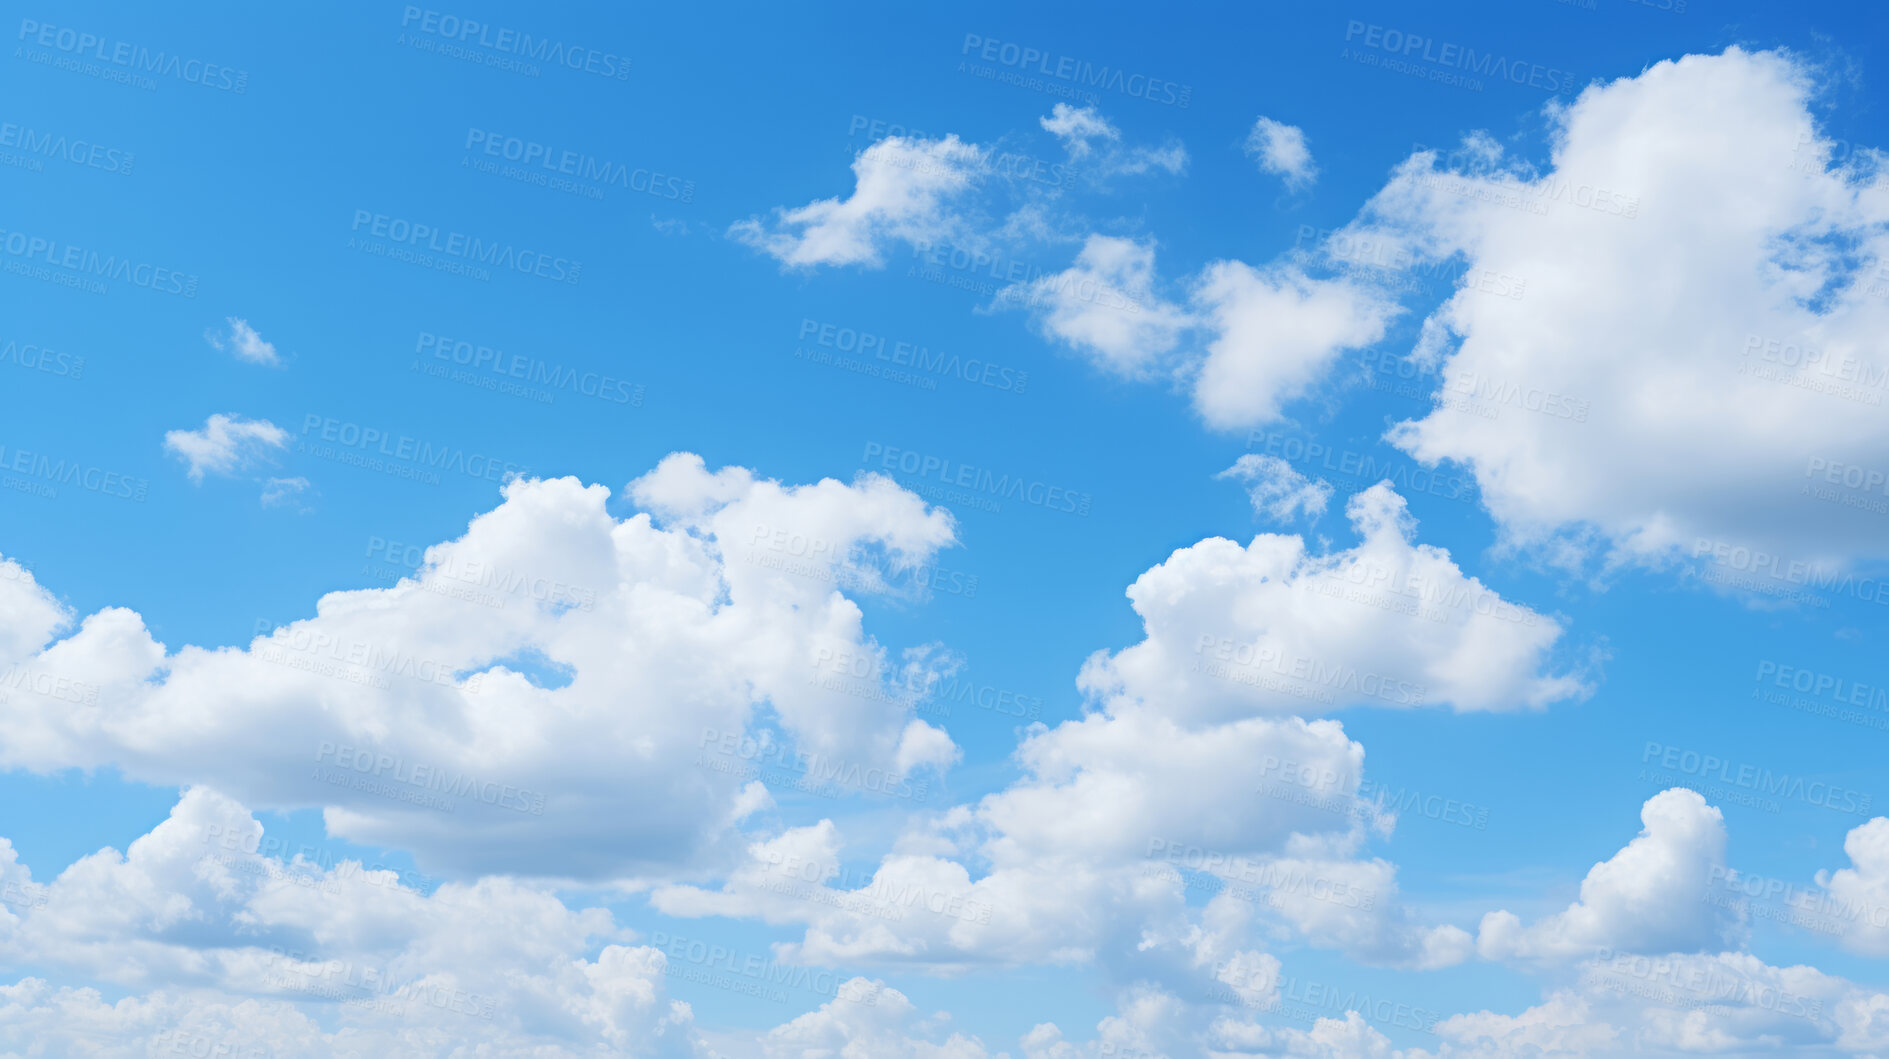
<box><xmin>1816</xmin><ymin>816</ymin><xmax>1889</xmax><ymax>955</ymax></box>
<box><xmin>1081</xmin><ymin>483</ymin><xmax>1586</xmax><ymax>724</ymax></box>
<box><xmin>763</xmin><ymin>980</ymin><xmax>990</xmax><ymax>1058</ymax></box>
<box><xmin>1040</xmin><ymin>104</ymin><xmax>1119</xmax><ymax>159</ymax></box>
<box><xmin>0</xmin><ymin>456</ymin><xmax>959</xmax><ymax>879</ymax></box>
<box><xmin>162</xmin><ymin>413</ymin><xmax>289</xmax><ymax>482</ymax></box>
<box><xmin>1218</xmin><ymin>454</ymin><xmax>1332</xmax><ymax>522</ymax></box>
<box><xmin>261</xmin><ymin>476</ymin><xmax>313</xmax><ymax>512</ymax></box>
<box><xmin>205</xmin><ymin>317</ymin><xmax>281</xmax><ymax>366</ymax></box>
<box><xmin>1004</xmin><ymin>235</ymin><xmax>1191</xmax><ymax>376</ymax></box>
<box><xmin>1477</xmin><ymin>788</ymin><xmax>1737</xmax><ymax>962</ymax></box>
<box><xmin>1246</xmin><ymin>117</ymin><xmax>1318</xmax><ymax>190</ymax></box>
<box><xmin>1189</xmin><ymin>262</ymin><xmax>1400</xmax><ymax>430</ymax></box>
<box><xmin>731</xmin><ymin>135</ymin><xmax>985</xmax><ymax>268</ymax></box>
<box><xmin>1348</xmin><ymin>47</ymin><xmax>1889</xmax><ymax>568</ymax></box>
<box><xmin>0</xmin><ymin>788</ymin><xmax>712</xmax><ymax>1056</ymax></box>
<box><xmin>1039</xmin><ymin>105</ymin><xmax>1188</xmax><ymax>178</ymax></box>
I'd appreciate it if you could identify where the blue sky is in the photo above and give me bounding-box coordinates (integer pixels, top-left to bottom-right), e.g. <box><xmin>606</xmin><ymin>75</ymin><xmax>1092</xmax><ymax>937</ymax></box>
<box><xmin>4</xmin><ymin>1</ymin><xmax>1889</xmax><ymax>1056</ymax></box>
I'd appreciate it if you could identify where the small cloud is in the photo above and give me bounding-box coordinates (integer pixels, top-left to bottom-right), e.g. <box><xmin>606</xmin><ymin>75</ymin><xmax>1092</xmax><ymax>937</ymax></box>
<box><xmin>1245</xmin><ymin>116</ymin><xmax>1317</xmax><ymax>190</ymax></box>
<box><xmin>205</xmin><ymin>317</ymin><xmax>282</xmax><ymax>366</ymax></box>
<box><xmin>1217</xmin><ymin>454</ymin><xmax>1332</xmax><ymax>522</ymax></box>
<box><xmin>1040</xmin><ymin>103</ymin><xmax>1120</xmax><ymax>159</ymax></box>
<box><xmin>261</xmin><ymin>476</ymin><xmax>314</xmax><ymax>513</ymax></box>
<box><xmin>1042</xmin><ymin>104</ymin><xmax>1188</xmax><ymax>178</ymax></box>
<box><xmin>163</xmin><ymin>414</ymin><xmax>289</xmax><ymax>482</ymax></box>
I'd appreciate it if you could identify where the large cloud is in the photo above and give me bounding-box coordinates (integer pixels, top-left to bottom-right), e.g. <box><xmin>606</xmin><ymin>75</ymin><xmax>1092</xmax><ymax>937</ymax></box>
<box><xmin>0</xmin><ymin>455</ymin><xmax>959</xmax><ymax>879</ymax></box>
<box><xmin>0</xmin><ymin>788</ymin><xmax>710</xmax><ymax>1057</ymax></box>
<box><xmin>1346</xmin><ymin>47</ymin><xmax>1889</xmax><ymax>569</ymax></box>
<box><xmin>1080</xmin><ymin>483</ymin><xmax>1586</xmax><ymax>723</ymax></box>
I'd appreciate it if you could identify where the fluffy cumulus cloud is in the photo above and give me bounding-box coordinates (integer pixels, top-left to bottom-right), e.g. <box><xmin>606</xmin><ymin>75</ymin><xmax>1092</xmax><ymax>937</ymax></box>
<box><xmin>653</xmin><ymin>485</ymin><xmax>1548</xmax><ymax>995</ymax></box>
<box><xmin>1218</xmin><ymin>454</ymin><xmax>1333</xmax><ymax>523</ymax></box>
<box><xmin>1080</xmin><ymin>483</ymin><xmax>1586</xmax><ymax>724</ymax></box>
<box><xmin>1476</xmin><ymin>788</ymin><xmax>1737</xmax><ymax>962</ymax></box>
<box><xmin>205</xmin><ymin>316</ymin><xmax>282</xmax><ymax>365</ymax></box>
<box><xmin>0</xmin><ymin>788</ymin><xmax>711</xmax><ymax>1056</ymax></box>
<box><xmin>1816</xmin><ymin>816</ymin><xmax>1889</xmax><ymax>956</ymax></box>
<box><xmin>1189</xmin><ymin>262</ymin><xmax>1400</xmax><ymax>430</ymax></box>
<box><xmin>0</xmin><ymin>454</ymin><xmax>959</xmax><ymax>879</ymax></box>
<box><xmin>1002</xmin><ymin>242</ymin><xmax>1398</xmax><ymax>430</ymax></box>
<box><xmin>1246</xmin><ymin>116</ymin><xmax>1318</xmax><ymax>190</ymax></box>
<box><xmin>763</xmin><ymin>980</ymin><xmax>991</xmax><ymax>1058</ymax></box>
<box><xmin>1338</xmin><ymin>47</ymin><xmax>1889</xmax><ymax>568</ymax></box>
<box><xmin>731</xmin><ymin>135</ymin><xmax>986</xmax><ymax>267</ymax></box>
<box><xmin>1008</xmin><ymin>235</ymin><xmax>1192</xmax><ymax>376</ymax></box>
<box><xmin>163</xmin><ymin>413</ymin><xmax>289</xmax><ymax>481</ymax></box>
